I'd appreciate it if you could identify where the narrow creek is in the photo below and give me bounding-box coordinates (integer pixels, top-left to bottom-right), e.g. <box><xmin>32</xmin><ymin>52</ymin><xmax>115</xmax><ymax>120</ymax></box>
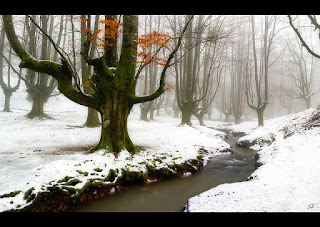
<box><xmin>72</xmin><ymin>129</ymin><xmax>256</xmax><ymax>212</ymax></box>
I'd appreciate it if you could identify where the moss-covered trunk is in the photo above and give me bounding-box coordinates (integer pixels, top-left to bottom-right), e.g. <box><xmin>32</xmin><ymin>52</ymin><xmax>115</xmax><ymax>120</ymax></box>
<box><xmin>91</xmin><ymin>92</ymin><xmax>136</xmax><ymax>154</ymax></box>
<box><xmin>179</xmin><ymin>100</ymin><xmax>196</xmax><ymax>126</ymax></box>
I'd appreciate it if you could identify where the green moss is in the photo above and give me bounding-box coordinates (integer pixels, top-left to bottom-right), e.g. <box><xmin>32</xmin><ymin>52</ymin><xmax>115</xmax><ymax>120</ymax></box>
<box><xmin>94</xmin><ymin>168</ymin><xmax>102</xmax><ymax>172</ymax></box>
<box><xmin>24</xmin><ymin>187</ymin><xmax>36</xmax><ymax>202</ymax></box>
<box><xmin>6</xmin><ymin>149</ymin><xmax>206</xmax><ymax>212</ymax></box>
<box><xmin>118</xmin><ymin>168</ymin><xmax>148</xmax><ymax>185</ymax></box>
<box><xmin>76</xmin><ymin>170</ymin><xmax>88</xmax><ymax>176</ymax></box>
<box><xmin>64</xmin><ymin>178</ymin><xmax>81</xmax><ymax>186</ymax></box>
<box><xmin>0</xmin><ymin>190</ymin><xmax>21</xmax><ymax>199</ymax></box>
<box><xmin>106</xmin><ymin>169</ymin><xmax>117</xmax><ymax>182</ymax></box>
<box><xmin>159</xmin><ymin>167</ymin><xmax>175</xmax><ymax>177</ymax></box>
<box><xmin>57</xmin><ymin>176</ymin><xmax>71</xmax><ymax>183</ymax></box>
<box><xmin>146</xmin><ymin>165</ymin><xmax>174</xmax><ymax>178</ymax></box>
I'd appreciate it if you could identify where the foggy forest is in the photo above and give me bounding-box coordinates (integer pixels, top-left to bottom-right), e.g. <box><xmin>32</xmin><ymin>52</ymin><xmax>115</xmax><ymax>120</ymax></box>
<box><xmin>1</xmin><ymin>15</ymin><xmax>320</xmax><ymax>213</ymax></box>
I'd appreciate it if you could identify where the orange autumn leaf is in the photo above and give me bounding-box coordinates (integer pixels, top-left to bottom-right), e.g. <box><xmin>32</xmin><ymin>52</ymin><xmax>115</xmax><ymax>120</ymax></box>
<box><xmin>82</xmin><ymin>19</ymin><xmax>122</xmax><ymax>49</ymax></box>
<box><xmin>81</xmin><ymin>79</ymin><xmax>92</xmax><ymax>87</ymax></box>
<box><xmin>136</xmin><ymin>31</ymin><xmax>172</xmax><ymax>66</ymax></box>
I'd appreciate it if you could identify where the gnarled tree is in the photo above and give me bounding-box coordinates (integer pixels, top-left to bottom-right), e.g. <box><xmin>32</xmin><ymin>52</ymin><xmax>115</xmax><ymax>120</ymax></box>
<box><xmin>2</xmin><ymin>15</ymin><xmax>192</xmax><ymax>154</ymax></box>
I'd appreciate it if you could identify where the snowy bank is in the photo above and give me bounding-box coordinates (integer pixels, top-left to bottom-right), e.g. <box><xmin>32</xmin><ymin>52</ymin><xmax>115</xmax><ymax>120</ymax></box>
<box><xmin>186</xmin><ymin>109</ymin><xmax>320</xmax><ymax>212</ymax></box>
<box><xmin>0</xmin><ymin>93</ymin><xmax>230</xmax><ymax>212</ymax></box>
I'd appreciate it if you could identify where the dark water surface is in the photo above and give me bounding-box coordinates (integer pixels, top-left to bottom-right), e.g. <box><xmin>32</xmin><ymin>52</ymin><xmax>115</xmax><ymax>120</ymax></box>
<box><xmin>72</xmin><ymin>132</ymin><xmax>256</xmax><ymax>212</ymax></box>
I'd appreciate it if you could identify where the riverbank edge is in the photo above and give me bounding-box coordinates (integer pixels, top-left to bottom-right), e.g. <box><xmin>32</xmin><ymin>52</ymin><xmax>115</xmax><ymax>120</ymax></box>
<box><xmin>183</xmin><ymin>130</ymin><xmax>269</xmax><ymax>212</ymax></box>
<box><xmin>4</xmin><ymin>146</ymin><xmax>230</xmax><ymax>212</ymax></box>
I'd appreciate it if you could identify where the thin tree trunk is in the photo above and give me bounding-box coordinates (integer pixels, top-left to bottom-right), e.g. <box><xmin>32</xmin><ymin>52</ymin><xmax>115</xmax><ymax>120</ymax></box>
<box><xmin>81</xmin><ymin>15</ymin><xmax>101</xmax><ymax>127</ymax></box>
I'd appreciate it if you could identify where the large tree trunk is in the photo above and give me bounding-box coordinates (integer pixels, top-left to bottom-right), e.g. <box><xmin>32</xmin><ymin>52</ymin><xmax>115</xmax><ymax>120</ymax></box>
<box><xmin>91</xmin><ymin>91</ymin><xmax>136</xmax><ymax>154</ymax></box>
<box><xmin>181</xmin><ymin>111</ymin><xmax>192</xmax><ymax>126</ymax></box>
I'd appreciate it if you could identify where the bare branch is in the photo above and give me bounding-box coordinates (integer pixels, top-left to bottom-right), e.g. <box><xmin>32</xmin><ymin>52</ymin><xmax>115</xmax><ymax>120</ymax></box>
<box><xmin>132</xmin><ymin>15</ymin><xmax>194</xmax><ymax>104</ymax></box>
<box><xmin>288</xmin><ymin>15</ymin><xmax>320</xmax><ymax>59</ymax></box>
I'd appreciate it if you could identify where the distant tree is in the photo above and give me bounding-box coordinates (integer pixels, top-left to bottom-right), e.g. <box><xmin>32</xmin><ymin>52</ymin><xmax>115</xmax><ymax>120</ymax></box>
<box><xmin>0</xmin><ymin>29</ymin><xmax>21</xmax><ymax>112</ymax></box>
<box><xmin>229</xmin><ymin>27</ymin><xmax>249</xmax><ymax>124</ymax></box>
<box><xmin>192</xmin><ymin>35</ymin><xmax>224</xmax><ymax>126</ymax></box>
<box><xmin>80</xmin><ymin>15</ymin><xmax>100</xmax><ymax>127</ymax></box>
<box><xmin>172</xmin><ymin>15</ymin><xmax>223</xmax><ymax>126</ymax></box>
<box><xmin>284</xmin><ymin>38</ymin><xmax>319</xmax><ymax>109</ymax></box>
<box><xmin>138</xmin><ymin>15</ymin><xmax>163</xmax><ymax>122</ymax></box>
<box><xmin>2</xmin><ymin>15</ymin><xmax>193</xmax><ymax>154</ymax></box>
<box><xmin>245</xmin><ymin>15</ymin><xmax>277</xmax><ymax>127</ymax></box>
<box><xmin>217</xmin><ymin>72</ymin><xmax>233</xmax><ymax>122</ymax></box>
<box><xmin>23</xmin><ymin>15</ymin><xmax>58</xmax><ymax>119</ymax></box>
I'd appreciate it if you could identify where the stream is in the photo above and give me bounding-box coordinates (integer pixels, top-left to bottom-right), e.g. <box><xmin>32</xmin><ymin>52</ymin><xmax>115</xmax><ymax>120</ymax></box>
<box><xmin>72</xmin><ymin>129</ymin><xmax>256</xmax><ymax>212</ymax></box>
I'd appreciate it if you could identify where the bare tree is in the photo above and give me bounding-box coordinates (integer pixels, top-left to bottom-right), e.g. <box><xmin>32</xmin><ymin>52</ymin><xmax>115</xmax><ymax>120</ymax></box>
<box><xmin>0</xmin><ymin>29</ymin><xmax>21</xmax><ymax>112</ymax></box>
<box><xmin>284</xmin><ymin>38</ymin><xmax>319</xmax><ymax>109</ymax></box>
<box><xmin>23</xmin><ymin>15</ymin><xmax>58</xmax><ymax>119</ymax></box>
<box><xmin>229</xmin><ymin>36</ymin><xmax>248</xmax><ymax>124</ymax></box>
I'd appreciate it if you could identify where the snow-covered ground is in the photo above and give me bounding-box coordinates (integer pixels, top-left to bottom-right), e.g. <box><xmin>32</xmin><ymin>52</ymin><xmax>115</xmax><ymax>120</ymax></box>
<box><xmin>0</xmin><ymin>87</ymin><xmax>229</xmax><ymax>212</ymax></box>
<box><xmin>187</xmin><ymin>109</ymin><xmax>320</xmax><ymax>212</ymax></box>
